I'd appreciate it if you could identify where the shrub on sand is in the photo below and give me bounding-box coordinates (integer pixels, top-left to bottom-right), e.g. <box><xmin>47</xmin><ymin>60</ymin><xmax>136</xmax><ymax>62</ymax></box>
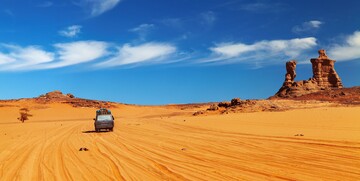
<box><xmin>18</xmin><ymin>108</ymin><xmax>32</xmax><ymax>123</ymax></box>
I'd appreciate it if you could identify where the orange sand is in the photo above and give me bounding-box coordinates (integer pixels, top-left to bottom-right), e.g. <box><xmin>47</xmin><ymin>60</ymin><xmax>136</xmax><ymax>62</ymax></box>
<box><xmin>0</xmin><ymin>100</ymin><xmax>359</xmax><ymax>180</ymax></box>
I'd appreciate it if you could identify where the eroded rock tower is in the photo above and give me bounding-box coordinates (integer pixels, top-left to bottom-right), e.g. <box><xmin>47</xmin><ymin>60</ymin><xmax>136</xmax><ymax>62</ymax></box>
<box><xmin>310</xmin><ymin>49</ymin><xmax>343</xmax><ymax>88</ymax></box>
<box><xmin>274</xmin><ymin>49</ymin><xmax>343</xmax><ymax>98</ymax></box>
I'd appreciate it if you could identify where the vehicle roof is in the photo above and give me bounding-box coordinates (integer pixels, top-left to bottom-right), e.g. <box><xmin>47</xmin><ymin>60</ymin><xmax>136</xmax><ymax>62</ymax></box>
<box><xmin>96</xmin><ymin>108</ymin><xmax>111</xmax><ymax>115</ymax></box>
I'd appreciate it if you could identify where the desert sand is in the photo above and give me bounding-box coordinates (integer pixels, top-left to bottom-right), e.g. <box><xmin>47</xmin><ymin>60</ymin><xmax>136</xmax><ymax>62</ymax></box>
<box><xmin>0</xmin><ymin>99</ymin><xmax>360</xmax><ymax>181</ymax></box>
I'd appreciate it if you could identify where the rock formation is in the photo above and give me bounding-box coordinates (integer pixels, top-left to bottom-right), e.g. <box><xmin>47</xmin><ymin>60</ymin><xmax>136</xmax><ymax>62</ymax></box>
<box><xmin>283</xmin><ymin>60</ymin><xmax>297</xmax><ymax>87</ymax></box>
<box><xmin>35</xmin><ymin>90</ymin><xmax>115</xmax><ymax>108</ymax></box>
<box><xmin>273</xmin><ymin>50</ymin><xmax>343</xmax><ymax>98</ymax></box>
<box><xmin>40</xmin><ymin>90</ymin><xmax>74</xmax><ymax>99</ymax></box>
<box><xmin>310</xmin><ymin>49</ymin><xmax>343</xmax><ymax>88</ymax></box>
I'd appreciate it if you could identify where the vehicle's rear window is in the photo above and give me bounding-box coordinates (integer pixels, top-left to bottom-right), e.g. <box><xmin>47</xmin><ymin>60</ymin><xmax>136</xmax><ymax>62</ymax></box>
<box><xmin>97</xmin><ymin>115</ymin><xmax>113</xmax><ymax>121</ymax></box>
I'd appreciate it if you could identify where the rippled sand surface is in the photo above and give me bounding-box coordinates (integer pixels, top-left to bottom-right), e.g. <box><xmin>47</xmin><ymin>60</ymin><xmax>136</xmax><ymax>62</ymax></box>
<box><xmin>0</xmin><ymin>101</ymin><xmax>359</xmax><ymax>180</ymax></box>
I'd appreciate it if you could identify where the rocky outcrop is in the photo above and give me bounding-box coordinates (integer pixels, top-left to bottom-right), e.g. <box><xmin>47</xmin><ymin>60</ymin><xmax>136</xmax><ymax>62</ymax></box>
<box><xmin>283</xmin><ymin>60</ymin><xmax>297</xmax><ymax>87</ymax></box>
<box><xmin>193</xmin><ymin>99</ymin><xmax>283</xmax><ymax>116</ymax></box>
<box><xmin>291</xmin><ymin>86</ymin><xmax>360</xmax><ymax>104</ymax></box>
<box><xmin>273</xmin><ymin>50</ymin><xmax>343</xmax><ymax>98</ymax></box>
<box><xmin>35</xmin><ymin>91</ymin><xmax>115</xmax><ymax>108</ymax></box>
<box><xmin>218</xmin><ymin>98</ymin><xmax>256</xmax><ymax>108</ymax></box>
<box><xmin>310</xmin><ymin>50</ymin><xmax>343</xmax><ymax>88</ymax></box>
<box><xmin>230</xmin><ymin>98</ymin><xmax>242</xmax><ymax>106</ymax></box>
<box><xmin>39</xmin><ymin>90</ymin><xmax>75</xmax><ymax>99</ymax></box>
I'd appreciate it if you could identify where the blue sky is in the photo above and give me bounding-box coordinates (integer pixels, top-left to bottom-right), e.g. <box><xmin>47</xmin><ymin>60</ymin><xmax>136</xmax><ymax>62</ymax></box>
<box><xmin>0</xmin><ymin>0</ymin><xmax>359</xmax><ymax>104</ymax></box>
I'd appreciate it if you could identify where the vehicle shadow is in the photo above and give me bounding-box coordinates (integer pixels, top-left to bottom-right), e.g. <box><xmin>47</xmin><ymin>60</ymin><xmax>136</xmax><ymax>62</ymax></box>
<box><xmin>82</xmin><ymin>130</ymin><xmax>110</xmax><ymax>134</ymax></box>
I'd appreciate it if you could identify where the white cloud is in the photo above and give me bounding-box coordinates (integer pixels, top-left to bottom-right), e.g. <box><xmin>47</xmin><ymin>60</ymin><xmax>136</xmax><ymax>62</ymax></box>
<box><xmin>129</xmin><ymin>24</ymin><xmax>155</xmax><ymax>40</ymax></box>
<box><xmin>130</xmin><ymin>24</ymin><xmax>155</xmax><ymax>33</ymax></box>
<box><xmin>211</xmin><ymin>43</ymin><xmax>255</xmax><ymax>58</ymax></box>
<box><xmin>0</xmin><ymin>41</ymin><xmax>108</xmax><ymax>71</ymax></box>
<box><xmin>0</xmin><ymin>53</ymin><xmax>15</xmax><ymax>65</ymax></box>
<box><xmin>42</xmin><ymin>41</ymin><xmax>109</xmax><ymax>68</ymax></box>
<box><xmin>3</xmin><ymin>34</ymin><xmax>347</xmax><ymax>71</ymax></box>
<box><xmin>10</xmin><ymin>46</ymin><xmax>54</xmax><ymax>64</ymax></box>
<box><xmin>0</xmin><ymin>44</ymin><xmax>54</xmax><ymax>70</ymax></box>
<box><xmin>329</xmin><ymin>31</ymin><xmax>360</xmax><ymax>61</ymax></box>
<box><xmin>203</xmin><ymin>37</ymin><xmax>317</xmax><ymax>65</ymax></box>
<box><xmin>79</xmin><ymin>0</ymin><xmax>121</xmax><ymax>17</ymax></box>
<box><xmin>59</xmin><ymin>25</ymin><xmax>82</xmax><ymax>38</ymax></box>
<box><xmin>0</xmin><ymin>41</ymin><xmax>178</xmax><ymax>71</ymax></box>
<box><xmin>97</xmin><ymin>42</ymin><xmax>176</xmax><ymax>67</ymax></box>
<box><xmin>0</xmin><ymin>37</ymin><xmax>317</xmax><ymax>71</ymax></box>
<box><xmin>292</xmin><ymin>20</ymin><xmax>323</xmax><ymax>34</ymax></box>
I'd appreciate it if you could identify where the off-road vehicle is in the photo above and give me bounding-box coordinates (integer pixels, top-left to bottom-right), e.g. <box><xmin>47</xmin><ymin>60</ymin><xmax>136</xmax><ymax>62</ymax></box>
<box><xmin>94</xmin><ymin>108</ymin><xmax>114</xmax><ymax>132</ymax></box>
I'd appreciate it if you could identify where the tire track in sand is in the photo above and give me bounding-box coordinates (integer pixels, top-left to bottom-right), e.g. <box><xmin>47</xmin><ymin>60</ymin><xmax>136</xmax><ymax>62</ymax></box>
<box><xmin>1</xmin><ymin>112</ymin><xmax>359</xmax><ymax>180</ymax></box>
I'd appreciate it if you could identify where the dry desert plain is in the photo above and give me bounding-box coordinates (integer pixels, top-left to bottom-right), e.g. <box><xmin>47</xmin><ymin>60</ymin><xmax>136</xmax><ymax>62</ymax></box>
<box><xmin>0</xmin><ymin>97</ymin><xmax>360</xmax><ymax>181</ymax></box>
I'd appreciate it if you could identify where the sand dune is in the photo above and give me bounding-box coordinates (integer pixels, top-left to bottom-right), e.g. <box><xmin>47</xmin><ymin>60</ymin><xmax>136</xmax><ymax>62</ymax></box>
<box><xmin>0</xmin><ymin>101</ymin><xmax>360</xmax><ymax>180</ymax></box>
